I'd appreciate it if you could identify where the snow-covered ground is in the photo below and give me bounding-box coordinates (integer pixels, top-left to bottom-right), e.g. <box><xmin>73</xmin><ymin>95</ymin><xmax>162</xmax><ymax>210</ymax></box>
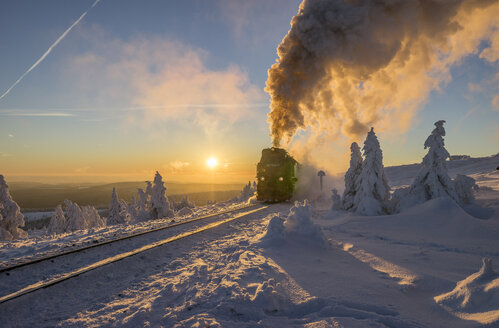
<box><xmin>0</xmin><ymin>154</ymin><xmax>498</xmax><ymax>327</ymax></box>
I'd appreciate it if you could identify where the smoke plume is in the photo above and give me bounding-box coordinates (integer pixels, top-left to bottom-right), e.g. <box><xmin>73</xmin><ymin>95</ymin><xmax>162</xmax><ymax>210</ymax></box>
<box><xmin>266</xmin><ymin>0</ymin><xmax>499</xmax><ymax>147</ymax></box>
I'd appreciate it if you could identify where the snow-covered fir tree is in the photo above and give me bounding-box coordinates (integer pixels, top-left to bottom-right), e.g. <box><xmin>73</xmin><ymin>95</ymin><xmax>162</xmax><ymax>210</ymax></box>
<box><xmin>343</xmin><ymin>142</ymin><xmax>363</xmax><ymax>211</ymax></box>
<box><xmin>239</xmin><ymin>181</ymin><xmax>256</xmax><ymax>201</ymax></box>
<box><xmin>82</xmin><ymin>205</ymin><xmax>106</xmax><ymax>229</ymax></box>
<box><xmin>394</xmin><ymin>120</ymin><xmax>459</xmax><ymax>210</ymax></box>
<box><xmin>173</xmin><ymin>195</ymin><xmax>195</xmax><ymax>211</ymax></box>
<box><xmin>0</xmin><ymin>175</ymin><xmax>27</xmax><ymax>240</ymax></box>
<box><xmin>64</xmin><ymin>199</ymin><xmax>86</xmax><ymax>231</ymax></box>
<box><xmin>354</xmin><ymin>128</ymin><xmax>391</xmax><ymax>215</ymax></box>
<box><xmin>64</xmin><ymin>200</ymin><xmax>105</xmax><ymax>231</ymax></box>
<box><xmin>128</xmin><ymin>195</ymin><xmax>138</xmax><ymax>220</ymax></box>
<box><xmin>331</xmin><ymin>189</ymin><xmax>342</xmax><ymax>211</ymax></box>
<box><xmin>136</xmin><ymin>188</ymin><xmax>149</xmax><ymax>221</ymax></box>
<box><xmin>107</xmin><ymin>188</ymin><xmax>131</xmax><ymax>225</ymax></box>
<box><xmin>47</xmin><ymin>205</ymin><xmax>66</xmax><ymax>234</ymax></box>
<box><xmin>149</xmin><ymin>171</ymin><xmax>173</xmax><ymax>219</ymax></box>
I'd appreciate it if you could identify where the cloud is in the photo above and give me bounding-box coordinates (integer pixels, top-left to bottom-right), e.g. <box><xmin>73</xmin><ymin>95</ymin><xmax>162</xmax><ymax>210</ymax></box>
<box><xmin>74</xmin><ymin>166</ymin><xmax>90</xmax><ymax>174</ymax></box>
<box><xmin>492</xmin><ymin>95</ymin><xmax>499</xmax><ymax>110</ymax></box>
<box><xmin>0</xmin><ymin>110</ymin><xmax>75</xmax><ymax>117</ymax></box>
<box><xmin>168</xmin><ymin>161</ymin><xmax>191</xmax><ymax>172</ymax></box>
<box><xmin>8</xmin><ymin>134</ymin><xmax>13</xmax><ymax>138</ymax></box>
<box><xmin>65</xmin><ymin>37</ymin><xmax>265</xmax><ymax>132</ymax></box>
<box><xmin>0</xmin><ymin>0</ymin><xmax>101</xmax><ymax>101</ymax></box>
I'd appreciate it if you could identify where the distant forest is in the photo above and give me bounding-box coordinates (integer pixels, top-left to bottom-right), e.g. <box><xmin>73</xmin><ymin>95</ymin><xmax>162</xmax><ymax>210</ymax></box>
<box><xmin>10</xmin><ymin>181</ymin><xmax>245</xmax><ymax>211</ymax></box>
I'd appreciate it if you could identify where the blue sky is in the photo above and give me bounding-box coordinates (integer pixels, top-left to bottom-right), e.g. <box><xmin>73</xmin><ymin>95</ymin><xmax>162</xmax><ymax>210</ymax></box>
<box><xmin>0</xmin><ymin>0</ymin><xmax>497</xmax><ymax>183</ymax></box>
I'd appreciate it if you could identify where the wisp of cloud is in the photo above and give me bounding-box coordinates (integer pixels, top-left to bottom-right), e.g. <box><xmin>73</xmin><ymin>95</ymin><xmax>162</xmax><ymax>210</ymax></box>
<box><xmin>0</xmin><ymin>0</ymin><xmax>101</xmax><ymax>101</ymax></box>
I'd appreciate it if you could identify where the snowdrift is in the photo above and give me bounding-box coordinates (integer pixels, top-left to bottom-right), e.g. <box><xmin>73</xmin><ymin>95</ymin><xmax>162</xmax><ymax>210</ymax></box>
<box><xmin>336</xmin><ymin>197</ymin><xmax>499</xmax><ymax>248</ymax></box>
<box><xmin>435</xmin><ymin>258</ymin><xmax>499</xmax><ymax>324</ymax></box>
<box><xmin>261</xmin><ymin>200</ymin><xmax>328</xmax><ymax>248</ymax></box>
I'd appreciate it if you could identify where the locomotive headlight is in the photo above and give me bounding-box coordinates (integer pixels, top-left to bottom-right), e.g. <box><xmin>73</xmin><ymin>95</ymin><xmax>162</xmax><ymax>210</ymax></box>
<box><xmin>279</xmin><ymin>177</ymin><xmax>284</xmax><ymax>181</ymax></box>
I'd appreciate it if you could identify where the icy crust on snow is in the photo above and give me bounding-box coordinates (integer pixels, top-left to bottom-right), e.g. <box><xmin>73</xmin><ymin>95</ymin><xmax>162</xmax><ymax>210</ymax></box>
<box><xmin>261</xmin><ymin>200</ymin><xmax>329</xmax><ymax>248</ymax></box>
<box><xmin>0</xmin><ymin>201</ymin><xmax>251</xmax><ymax>268</ymax></box>
<box><xmin>435</xmin><ymin>258</ymin><xmax>499</xmax><ymax>324</ymax></box>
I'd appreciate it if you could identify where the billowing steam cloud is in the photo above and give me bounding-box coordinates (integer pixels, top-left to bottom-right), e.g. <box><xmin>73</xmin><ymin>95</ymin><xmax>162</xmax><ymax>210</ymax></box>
<box><xmin>266</xmin><ymin>0</ymin><xmax>499</xmax><ymax>147</ymax></box>
<box><xmin>0</xmin><ymin>0</ymin><xmax>101</xmax><ymax>101</ymax></box>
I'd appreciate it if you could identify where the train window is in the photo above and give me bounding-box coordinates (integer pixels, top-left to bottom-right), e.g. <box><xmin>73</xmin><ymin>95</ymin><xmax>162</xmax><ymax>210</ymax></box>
<box><xmin>278</xmin><ymin>177</ymin><xmax>283</xmax><ymax>181</ymax></box>
<box><xmin>260</xmin><ymin>177</ymin><xmax>265</xmax><ymax>181</ymax></box>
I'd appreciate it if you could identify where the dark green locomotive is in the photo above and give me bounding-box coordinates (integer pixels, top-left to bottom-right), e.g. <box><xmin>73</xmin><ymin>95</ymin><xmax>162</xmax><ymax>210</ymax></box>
<box><xmin>256</xmin><ymin>147</ymin><xmax>298</xmax><ymax>202</ymax></box>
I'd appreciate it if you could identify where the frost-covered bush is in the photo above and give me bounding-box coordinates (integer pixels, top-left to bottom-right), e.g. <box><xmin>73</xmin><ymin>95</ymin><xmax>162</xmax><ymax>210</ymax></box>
<box><xmin>0</xmin><ymin>175</ymin><xmax>27</xmax><ymax>240</ymax></box>
<box><xmin>107</xmin><ymin>188</ymin><xmax>131</xmax><ymax>225</ymax></box>
<box><xmin>149</xmin><ymin>171</ymin><xmax>174</xmax><ymax>219</ymax></box>
<box><xmin>453</xmin><ymin>174</ymin><xmax>478</xmax><ymax>205</ymax></box>
<box><xmin>343</xmin><ymin>142</ymin><xmax>362</xmax><ymax>211</ymax></box>
<box><xmin>394</xmin><ymin>121</ymin><xmax>466</xmax><ymax>211</ymax></box>
<box><xmin>261</xmin><ymin>200</ymin><xmax>328</xmax><ymax>247</ymax></box>
<box><xmin>353</xmin><ymin>128</ymin><xmax>390</xmax><ymax>215</ymax></box>
<box><xmin>47</xmin><ymin>205</ymin><xmax>66</xmax><ymax>234</ymax></box>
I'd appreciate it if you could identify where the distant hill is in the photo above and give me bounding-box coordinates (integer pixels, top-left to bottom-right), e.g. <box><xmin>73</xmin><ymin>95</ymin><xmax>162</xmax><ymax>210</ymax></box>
<box><xmin>10</xmin><ymin>181</ymin><xmax>246</xmax><ymax>211</ymax></box>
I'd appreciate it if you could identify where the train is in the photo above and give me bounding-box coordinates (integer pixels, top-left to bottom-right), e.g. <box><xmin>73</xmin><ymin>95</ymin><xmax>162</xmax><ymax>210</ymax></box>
<box><xmin>256</xmin><ymin>147</ymin><xmax>298</xmax><ymax>202</ymax></box>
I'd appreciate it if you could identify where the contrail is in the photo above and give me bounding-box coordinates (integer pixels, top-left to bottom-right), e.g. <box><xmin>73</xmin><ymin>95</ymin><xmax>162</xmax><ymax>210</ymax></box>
<box><xmin>0</xmin><ymin>0</ymin><xmax>101</xmax><ymax>101</ymax></box>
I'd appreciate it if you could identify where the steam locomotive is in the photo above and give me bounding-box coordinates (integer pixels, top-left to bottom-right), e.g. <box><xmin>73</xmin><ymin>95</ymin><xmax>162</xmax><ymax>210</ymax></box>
<box><xmin>256</xmin><ymin>147</ymin><xmax>298</xmax><ymax>202</ymax></box>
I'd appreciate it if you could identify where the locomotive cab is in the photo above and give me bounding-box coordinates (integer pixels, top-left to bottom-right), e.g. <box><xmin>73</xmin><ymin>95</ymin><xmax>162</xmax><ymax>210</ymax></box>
<box><xmin>256</xmin><ymin>147</ymin><xmax>297</xmax><ymax>202</ymax></box>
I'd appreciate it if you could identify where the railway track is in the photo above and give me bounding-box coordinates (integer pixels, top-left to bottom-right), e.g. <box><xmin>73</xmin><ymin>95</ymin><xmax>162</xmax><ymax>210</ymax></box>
<box><xmin>0</xmin><ymin>204</ymin><xmax>270</xmax><ymax>304</ymax></box>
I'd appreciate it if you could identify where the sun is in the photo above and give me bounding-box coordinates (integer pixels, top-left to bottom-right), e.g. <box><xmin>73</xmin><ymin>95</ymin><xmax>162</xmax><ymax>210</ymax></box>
<box><xmin>206</xmin><ymin>157</ymin><xmax>218</xmax><ymax>169</ymax></box>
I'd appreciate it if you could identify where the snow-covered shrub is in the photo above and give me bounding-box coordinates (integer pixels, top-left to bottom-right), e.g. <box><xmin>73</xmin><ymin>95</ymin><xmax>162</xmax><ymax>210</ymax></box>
<box><xmin>343</xmin><ymin>142</ymin><xmax>362</xmax><ymax>211</ymax></box>
<box><xmin>453</xmin><ymin>174</ymin><xmax>478</xmax><ymax>205</ymax></box>
<box><xmin>107</xmin><ymin>188</ymin><xmax>131</xmax><ymax>225</ymax></box>
<box><xmin>331</xmin><ymin>189</ymin><xmax>342</xmax><ymax>211</ymax></box>
<box><xmin>149</xmin><ymin>171</ymin><xmax>174</xmax><ymax>219</ymax></box>
<box><xmin>261</xmin><ymin>200</ymin><xmax>328</xmax><ymax>247</ymax></box>
<box><xmin>0</xmin><ymin>175</ymin><xmax>27</xmax><ymax>240</ymax></box>
<box><xmin>394</xmin><ymin>121</ymin><xmax>460</xmax><ymax>211</ymax></box>
<box><xmin>354</xmin><ymin>128</ymin><xmax>391</xmax><ymax>215</ymax></box>
<box><xmin>47</xmin><ymin>205</ymin><xmax>66</xmax><ymax>234</ymax></box>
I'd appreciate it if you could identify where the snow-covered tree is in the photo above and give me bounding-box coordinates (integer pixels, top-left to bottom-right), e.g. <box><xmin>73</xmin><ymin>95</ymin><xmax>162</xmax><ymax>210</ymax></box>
<box><xmin>82</xmin><ymin>205</ymin><xmax>106</xmax><ymax>229</ymax></box>
<box><xmin>128</xmin><ymin>196</ymin><xmax>138</xmax><ymax>220</ymax></box>
<box><xmin>0</xmin><ymin>175</ymin><xmax>27</xmax><ymax>240</ymax></box>
<box><xmin>47</xmin><ymin>205</ymin><xmax>66</xmax><ymax>234</ymax></box>
<box><xmin>107</xmin><ymin>188</ymin><xmax>131</xmax><ymax>225</ymax></box>
<box><xmin>149</xmin><ymin>171</ymin><xmax>173</xmax><ymax>219</ymax></box>
<box><xmin>64</xmin><ymin>199</ymin><xmax>86</xmax><ymax>231</ymax></box>
<box><xmin>64</xmin><ymin>200</ymin><xmax>105</xmax><ymax>231</ymax></box>
<box><xmin>331</xmin><ymin>189</ymin><xmax>342</xmax><ymax>211</ymax></box>
<box><xmin>354</xmin><ymin>128</ymin><xmax>391</xmax><ymax>215</ymax></box>
<box><xmin>394</xmin><ymin>120</ymin><xmax>459</xmax><ymax>210</ymax></box>
<box><xmin>238</xmin><ymin>181</ymin><xmax>255</xmax><ymax>201</ymax></box>
<box><xmin>173</xmin><ymin>195</ymin><xmax>195</xmax><ymax>211</ymax></box>
<box><xmin>136</xmin><ymin>188</ymin><xmax>149</xmax><ymax>221</ymax></box>
<box><xmin>343</xmin><ymin>142</ymin><xmax>363</xmax><ymax>211</ymax></box>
